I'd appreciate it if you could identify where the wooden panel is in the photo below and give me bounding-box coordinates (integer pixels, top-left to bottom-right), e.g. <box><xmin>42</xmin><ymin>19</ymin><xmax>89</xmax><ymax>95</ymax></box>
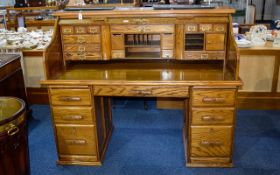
<box><xmin>62</xmin><ymin>35</ymin><xmax>101</xmax><ymax>44</ymax></box>
<box><xmin>161</xmin><ymin>50</ymin><xmax>173</xmax><ymax>59</ymax></box>
<box><xmin>184</xmin><ymin>51</ymin><xmax>225</xmax><ymax>60</ymax></box>
<box><xmin>239</xmin><ymin>55</ymin><xmax>275</xmax><ymax>92</ymax></box>
<box><xmin>56</xmin><ymin>125</ymin><xmax>97</xmax><ymax>156</ymax></box>
<box><xmin>191</xmin><ymin>107</ymin><xmax>234</xmax><ymax>125</ymax></box>
<box><xmin>206</xmin><ymin>34</ymin><xmax>225</xmax><ymax>51</ymax></box>
<box><xmin>111</xmin><ymin>34</ymin><xmax>125</xmax><ymax>50</ymax></box>
<box><xmin>191</xmin><ymin>89</ymin><xmax>236</xmax><ymax>107</ymax></box>
<box><xmin>49</xmin><ymin>88</ymin><xmax>91</xmax><ymax>106</ymax></box>
<box><xmin>190</xmin><ymin>126</ymin><xmax>233</xmax><ymax>157</ymax></box>
<box><xmin>63</xmin><ymin>44</ymin><xmax>100</xmax><ymax>52</ymax></box>
<box><xmin>64</xmin><ymin>52</ymin><xmax>101</xmax><ymax>61</ymax></box>
<box><xmin>110</xmin><ymin>25</ymin><xmax>174</xmax><ymax>33</ymax></box>
<box><xmin>52</xmin><ymin>106</ymin><xmax>95</xmax><ymax>124</ymax></box>
<box><xmin>94</xmin><ymin>86</ymin><xmax>189</xmax><ymax>97</ymax></box>
<box><xmin>161</xmin><ymin>33</ymin><xmax>174</xmax><ymax>49</ymax></box>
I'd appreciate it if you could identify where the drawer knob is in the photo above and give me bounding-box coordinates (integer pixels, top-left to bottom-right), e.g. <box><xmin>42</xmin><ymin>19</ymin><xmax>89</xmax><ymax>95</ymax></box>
<box><xmin>62</xmin><ymin>115</ymin><xmax>83</xmax><ymax>120</ymax></box>
<box><xmin>201</xmin><ymin>115</ymin><xmax>225</xmax><ymax>121</ymax></box>
<box><xmin>59</xmin><ymin>96</ymin><xmax>81</xmax><ymax>102</ymax></box>
<box><xmin>202</xmin><ymin>97</ymin><xmax>225</xmax><ymax>103</ymax></box>
<box><xmin>200</xmin><ymin>140</ymin><xmax>223</xmax><ymax>147</ymax></box>
<box><xmin>65</xmin><ymin>139</ymin><xmax>87</xmax><ymax>145</ymax></box>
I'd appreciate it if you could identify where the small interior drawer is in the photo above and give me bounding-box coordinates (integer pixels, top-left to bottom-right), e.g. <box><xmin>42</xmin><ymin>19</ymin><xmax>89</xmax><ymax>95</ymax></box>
<box><xmin>63</xmin><ymin>44</ymin><xmax>100</xmax><ymax>52</ymax></box>
<box><xmin>61</xmin><ymin>26</ymin><xmax>74</xmax><ymax>34</ymax></box>
<box><xmin>213</xmin><ymin>24</ymin><xmax>226</xmax><ymax>32</ymax></box>
<box><xmin>62</xmin><ymin>35</ymin><xmax>101</xmax><ymax>44</ymax></box>
<box><xmin>161</xmin><ymin>50</ymin><xmax>173</xmax><ymax>59</ymax></box>
<box><xmin>64</xmin><ymin>52</ymin><xmax>101</xmax><ymax>61</ymax></box>
<box><xmin>191</xmin><ymin>107</ymin><xmax>234</xmax><ymax>125</ymax></box>
<box><xmin>52</xmin><ymin>106</ymin><xmax>95</xmax><ymax>124</ymax></box>
<box><xmin>56</xmin><ymin>125</ymin><xmax>97</xmax><ymax>156</ymax></box>
<box><xmin>191</xmin><ymin>88</ymin><xmax>236</xmax><ymax>107</ymax></box>
<box><xmin>190</xmin><ymin>125</ymin><xmax>233</xmax><ymax>157</ymax></box>
<box><xmin>111</xmin><ymin>50</ymin><xmax>125</xmax><ymax>59</ymax></box>
<box><xmin>87</xmin><ymin>26</ymin><xmax>100</xmax><ymax>34</ymax></box>
<box><xmin>184</xmin><ymin>51</ymin><xmax>225</xmax><ymax>60</ymax></box>
<box><xmin>185</xmin><ymin>24</ymin><xmax>198</xmax><ymax>32</ymax></box>
<box><xmin>49</xmin><ymin>88</ymin><xmax>92</xmax><ymax>106</ymax></box>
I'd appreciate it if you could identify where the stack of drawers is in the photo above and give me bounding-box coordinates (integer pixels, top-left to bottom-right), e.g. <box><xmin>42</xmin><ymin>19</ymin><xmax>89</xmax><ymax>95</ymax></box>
<box><xmin>188</xmin><ymin>87</ymin><xmax>236</xmax><ymax>167</ymax></box>
<box><xmin>49</xmin><ymin>87</ymin><xmax>100</xmax><ymax>165</ymax></box>
<box><xmin>61</xmin><ymin>25</ymin><xmax>102</xmax><ymax>61</ymax></box>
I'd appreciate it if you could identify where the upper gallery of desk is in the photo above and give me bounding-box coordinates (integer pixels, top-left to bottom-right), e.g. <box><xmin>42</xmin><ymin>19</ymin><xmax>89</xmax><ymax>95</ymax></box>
<box><xmin>42</xmin><ymin>6</ymin><xmax>241</xmax><ymax>85</ymax></box>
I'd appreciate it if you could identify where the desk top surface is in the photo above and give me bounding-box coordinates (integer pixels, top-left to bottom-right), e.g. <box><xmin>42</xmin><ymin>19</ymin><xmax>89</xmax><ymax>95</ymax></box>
<box><xmin>43</xmin><ymin>63</ymin><xmax>241</xmax><ymax>86</ymax></box>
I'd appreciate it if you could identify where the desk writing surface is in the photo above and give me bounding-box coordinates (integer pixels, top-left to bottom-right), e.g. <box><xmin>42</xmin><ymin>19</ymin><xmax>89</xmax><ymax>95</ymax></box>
<box><xmin>55</xmin><ymin>63</ymin><xmax>235</xmax><ymax>82</ymax></box>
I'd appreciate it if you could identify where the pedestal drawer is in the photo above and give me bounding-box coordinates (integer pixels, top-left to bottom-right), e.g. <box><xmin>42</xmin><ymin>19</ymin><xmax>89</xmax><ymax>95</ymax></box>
<box><xmin>191</xmin><ymin>89</ymin><xmax>236</xmax><ymax>107</ymax></box>
<box><xmin>191</xmin><ymin>108</ymin><xmax>234</xmax><ymax>125</ymax></box>
<box><xmin>94</xmin><ymin>85</ymin><xmax>189</xmax><ymax>97</ymax></box>
<box><xmin>56</xmin><ymin>125</ymin><xmax>97</xmax><ymax>156</ymax></box>
<box><xmin>52</xmin><ymin>106</ymin><xmax>95</xmax><ymax>124</ymax></box>
<box><xmin>49</xmin><ymin>88</ymin><xmax>92</xmax><ymax>106</ymax></box>
<box><xmin>190</xmin><ymin>126</ymin><xmax>233</xmax><ymax>157</ymax></box>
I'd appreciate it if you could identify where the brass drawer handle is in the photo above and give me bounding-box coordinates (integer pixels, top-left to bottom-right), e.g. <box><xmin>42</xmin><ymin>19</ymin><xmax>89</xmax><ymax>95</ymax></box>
<box><xmin>66</xmin><ymin>53</ymin><xmax>73</xmax><ymax>57</ymax></box>
<box><xmin>76</xmin><ymin>28</ymin><xmax>85</xmax><ymax>33</ymax></box>
<box><xmin>59</xmin><ymin>96</ymin><xmax>81</xmax><ymax>102</ymax></box>
<box><xmin>200</xmin><ymin>140</ymin><xmax>223</xmax><ymax>147</ymax></box>
<box><xmin>62</xmin><ymin>115</ymin><xmax>83</xmax><ymax>120</ymax></box>
<box><xmin>202</xmin><ymin>97</ymin><xmax>225</xmax><ymax>103</ymax></box>
<box><xmin>65</xmin><ymin>139</ymin><xmax>87</xmax><ymax>145</ymax></box>
<box><xmin>7</xmin><ymin>124</ymin><xmax>19</xmax><ymax>136</ymax></box>
<box><xmin>77</xmin><ymin>37</ymin><xmax>86</xmax><ymax>43</ymax></box>
<box><xmin>63</xmin><ymin>28</ymin><xmax>72</xmax><ymax>33</ymax></box>
<box><xmin>78</xmin><ymin>46</ymin><xmax>86</xmax><ymax>52</ymax></box>
<box><xmin>89</xmin><ymin>28</ymin><xmax>97</xmax><ymax>33</ymax></box>
<box><xmin>201</xmin><ymin>115</ymin><xmax>225</xmax><ymax>121</ymax></box>
<box><xmin>129</xmin><ymin>90</ymin><xmax>152</xmax><ymax>95</ymax></box>
<box><xmin>77</xmin><ymin>52</ymin><xmax>85</xmax><ymax>56</ymax></box>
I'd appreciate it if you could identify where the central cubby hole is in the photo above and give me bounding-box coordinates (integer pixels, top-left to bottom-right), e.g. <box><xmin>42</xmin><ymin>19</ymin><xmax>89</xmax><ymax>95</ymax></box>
<box><xmin>185</xmin><ymin>33</ymin><xmax>204</xmax><ymax>51</ymax></box>
<box><xmin>124</xmin><ymin>34</ymin><xmax>161</xmax><ymax>58</ymax></box>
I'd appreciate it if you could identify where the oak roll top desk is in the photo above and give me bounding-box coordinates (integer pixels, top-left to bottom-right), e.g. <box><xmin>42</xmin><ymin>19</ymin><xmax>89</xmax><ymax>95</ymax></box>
<box><xmin>41</xmin><ymin>6</ymin><xmax>242</xmax><ymax>168</ymax></box>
